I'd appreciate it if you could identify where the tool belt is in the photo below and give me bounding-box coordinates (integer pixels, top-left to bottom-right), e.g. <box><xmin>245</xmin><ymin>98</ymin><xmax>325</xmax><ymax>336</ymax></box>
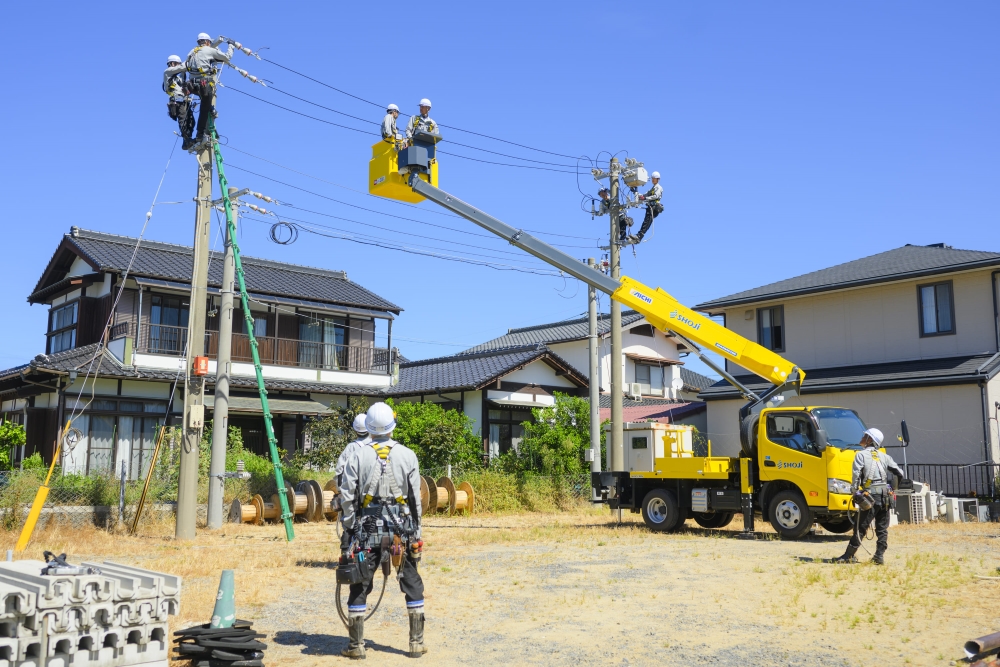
<box><xmin>357</xmin><ymin>502</ymin><xmax>414</xmax><ymax>549</ymax></box>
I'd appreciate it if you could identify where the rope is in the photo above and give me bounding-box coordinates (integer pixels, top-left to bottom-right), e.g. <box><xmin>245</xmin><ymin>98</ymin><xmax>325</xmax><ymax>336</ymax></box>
<box><xmin>335</xmin><ymin>575</ymin><xmax>389</xmax><ymax>628</ymax></box>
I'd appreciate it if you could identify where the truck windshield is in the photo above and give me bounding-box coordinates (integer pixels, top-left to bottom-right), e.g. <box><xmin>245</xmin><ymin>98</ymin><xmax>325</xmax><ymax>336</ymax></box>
<box><xmin>810</xmin><ymin>408</ymin><xmax>867</xmax><ymax>450</ymax></box>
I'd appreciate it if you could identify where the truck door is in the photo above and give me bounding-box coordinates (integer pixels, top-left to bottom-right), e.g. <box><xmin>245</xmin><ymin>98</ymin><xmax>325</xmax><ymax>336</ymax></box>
<box><xmin>758</xmin><ymin>412</ymin><xmax>827</xmax><ymax>506</ymax></box>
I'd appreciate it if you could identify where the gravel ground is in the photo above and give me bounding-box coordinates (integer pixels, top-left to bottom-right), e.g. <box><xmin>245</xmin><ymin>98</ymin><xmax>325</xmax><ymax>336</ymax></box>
<box><xmin>241</xmin><ymin>511</ymin><xmax>999</xmax><ymax>666</ymax></box>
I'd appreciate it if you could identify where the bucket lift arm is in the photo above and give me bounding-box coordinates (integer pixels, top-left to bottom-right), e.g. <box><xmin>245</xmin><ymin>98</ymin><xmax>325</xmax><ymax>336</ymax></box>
<box><xmin>408</xmin><ymin>175</ymin><xmax>805</xmax><ymax>403</ymax></box>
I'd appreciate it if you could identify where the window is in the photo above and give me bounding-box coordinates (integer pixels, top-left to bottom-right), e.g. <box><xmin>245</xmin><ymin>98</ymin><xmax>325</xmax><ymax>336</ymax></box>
<box><xmin>298</xmin><ymin>315</ymin><xmax>346</xmax><ymax>369</ymax></box>
<box><xmin>149</xmin><ymin>295</ymin><xmax>189</xmax><ymax>354</ymax></box>
<box><xmin>634</xmin><ymin>363</ymin><xmax>664</xmax><ymax>396</ymax></box>
<box><xmin>253</xmin><ymin>317</ymin><xmax>268</xmax><ymax>337</ymax></box>
<box><xmin>918</xmin><ymin>281</ymin><xmax>955</xmax><ymax>336</ymax></box>
<box><xmin>811</xmin><ymin>408</ymin><xmax>867</xmax><ymax>450</ymax></box>
<box><xmin>766</xmin><ymin>413</ymin><xmax>819</xmax><ymax>456</ymax></box>
<box><xmin>48</xmin><ymin>302</ymin><xmax>78</xmax><ymax>353</ymax></box>
<box><xmin>487</xmin><ymin>408</ymin><xmax>533</xmax><ymax>458</ymax></box>
<box><xmin>757</xmin><ymin>305</ymin><xmax>784</xmax><ymax>351</ymax></box>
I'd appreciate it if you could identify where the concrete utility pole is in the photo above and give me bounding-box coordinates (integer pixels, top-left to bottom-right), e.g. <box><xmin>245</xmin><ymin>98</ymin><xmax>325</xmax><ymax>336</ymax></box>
<box><xmin>177</xmin><ymin>144</ymin><xmax>213</xmax><ymax>540</ymax></box>
<box><xmin>587</xmin><ymin>258</ymin><xmax>601</xmax><ymax>497</ymax></box>
<box><xmin>207</xmin><ymin>187</ymin><xmax>238</xmax><ymax>530</ymax></box>
<box><xmin>608</xmin><ymin>158</ymin><xmax>624</xmax><ymax>472</ymax></box>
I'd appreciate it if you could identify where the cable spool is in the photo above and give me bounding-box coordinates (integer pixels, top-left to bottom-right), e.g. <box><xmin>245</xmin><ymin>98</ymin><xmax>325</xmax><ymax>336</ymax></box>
<box><xmin>420</xmin><ymin>476</ymin><xmax>475</xmax><ymax>516</ymax></box>
<box><xmin>229</xmin><ymin>498</ymin><xmax>256</xmax><ymax>523</ymax></box>
<box><xmin>251</xmin><ymin>494</ymin><xmax>278</xmax><ymax>524</ymax></box>
<box><xmin>323</xmin><ymin>478</ymin><xmax>340</xmax><ymax>519</ymax></box>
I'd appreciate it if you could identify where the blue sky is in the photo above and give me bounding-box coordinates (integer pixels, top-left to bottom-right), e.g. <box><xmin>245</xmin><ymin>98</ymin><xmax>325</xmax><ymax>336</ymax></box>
<box><xmin>2</xmin><ymin>2</ymin><xmax>996</xmax><ymax>380</ymax></box>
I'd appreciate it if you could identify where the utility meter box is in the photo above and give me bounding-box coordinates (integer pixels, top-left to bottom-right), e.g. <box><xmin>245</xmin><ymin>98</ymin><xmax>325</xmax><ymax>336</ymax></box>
<box><xmin>604</xmin><ymin>422</ymin><xmax>695</xmax><ymax>472</ymax></box>
<box><xmin>623</xmin><ymin>166</ymin><xmax>648</xmax><ymax>189</ymax></box>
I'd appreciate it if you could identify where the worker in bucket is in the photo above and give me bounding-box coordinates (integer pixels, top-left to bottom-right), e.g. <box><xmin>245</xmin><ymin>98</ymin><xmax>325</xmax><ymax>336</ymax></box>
<box><xmin>339</xmin><ymin>402</ymin><xmax>426</xmax><ymax>659</ymax></box>
<box><xmin>381</xmin><ymin>104</ymin><xmax>402</xmax><ymax>143</ymax></box>
<box><xmin>185</xmin><ymin>32</ymin><xmax>233</xmax><ymax>148</ymax></box>
<box><xmin>629</xmin><ymin>171</ymin><xmax>663</xmax><ymax>244</ymax></box>
<box><xmin>163</xmin><ymin>55</ymin><xmax>195</xmax><ymax>150</ymax></box>
<box><xmin>832</xmin><ymin>428</ymin><xmax>907</xmax><ymax>565</ymax></box>
<box><xmin>405</xmin><ymin>98</ymin><xmax>437</xmax><ymax>144</ymax></box>
<box><xmin>595</xmin><ymin>187</ymin><xmax>629</xmax><ymax>243</ymax></box>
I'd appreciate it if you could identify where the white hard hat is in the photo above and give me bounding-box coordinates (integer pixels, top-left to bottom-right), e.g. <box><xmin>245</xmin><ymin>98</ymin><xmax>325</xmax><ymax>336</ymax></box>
<box><xmin>418</xmin><ymin>98</ymin><xmax>432</xmax><ymax>108</ymax></box>
<box><xmin>167</xmin><ymin>55</ymin><xmax>182</xmax><ymax>64</ymax></box>
<box><xmin>197</xmin><ymin>32</ymin><xmax>212</xmax><ymax>42</ymax></box>
<box><xmin>352</xmin><ymin>413</ymin><xmax>368</xmax><ymax>435</ymax></box>
<box><xmin>387</xmin><ymin>103</ymin><xmax>399</xmax><ymax>112</ymax></box>
<box><xmin>863</xmin><ymin>428</ymin><xmax>884</xmax><ymax>446</ymax></box>
<box><xmin>365</xmin><ymin>402</ymin><xmax>397</xmax><ymax>436</ymax></box>
<box><xmin>651</xmin><ymin>171</ymin><xmax>661</xmax><ymax>179</ymax></box>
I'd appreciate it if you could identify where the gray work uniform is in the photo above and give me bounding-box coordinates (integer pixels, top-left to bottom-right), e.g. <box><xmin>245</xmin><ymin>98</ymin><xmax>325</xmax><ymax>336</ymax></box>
<box><xmin>405</xmin><ymin>114</ymin><xmax>437</xmax><ymax>139</ymax></box>
<box><xmin>185</xmin><ymin>44</ymin><xmax>232</xmax><ymax>82</ymax></box>
<box><xmin>163</xmin><ymin>65</ymin><xmax>194</xmax><ymax>141</ymax></box>
<box><xmin>596</xmin><ymin>197</ymin><xmax>628</xmax><ymax>240</ymax></box>
<box><xmin>634</xmin><ymin>182</ymin><xmax>664</xmax><ymax>242</ymax></box>
<box><xmin>163</xmin><ymin>65</ymin><xmax>188</xmax><ymax>101</ymax></box>
<box><xmin>381</xmin><ymin>113</ymin><xmax>399</xmax><ymax>141</ymax></box>
<box><xmin>848</xmin><ymin>447</ymin><xmax>905</xmax><ymax>557</ymax></box>
<box><xmin>340</xmin><ymin>438</ymin><xmax>422</xmax><ymax>538</ymax></box>
<box><xmin>335</xmin><ymin>434</ymin><xmax>371</xmax><ymax>482</ymax></box>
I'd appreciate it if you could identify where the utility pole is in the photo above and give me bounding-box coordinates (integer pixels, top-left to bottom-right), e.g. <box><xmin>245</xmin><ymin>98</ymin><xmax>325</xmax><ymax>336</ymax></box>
<box><xmin>177</xmin><ymin>143</ymin><xmax>213</xmax><ymax>540</ymax></box>
<box><xmin>587</xmin><ymin>258</ymin><xmax>601</xmax><ymax>498</ymax></box>
<box><xmin>608</xmin><ymin>158</ymin><xmax>624</xmax><ymax>472</ymax></box>
<box><xmin>207</xmin><ymin>187</ymin><xmax>238</xmax><ymax>530</ymax></box>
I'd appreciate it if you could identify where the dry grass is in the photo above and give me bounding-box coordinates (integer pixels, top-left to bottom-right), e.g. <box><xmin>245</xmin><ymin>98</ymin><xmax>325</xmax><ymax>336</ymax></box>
<box><xmin>0</xmin><ymin>512</ymin><xmax>995</xmax><ymax>666</ymax></box>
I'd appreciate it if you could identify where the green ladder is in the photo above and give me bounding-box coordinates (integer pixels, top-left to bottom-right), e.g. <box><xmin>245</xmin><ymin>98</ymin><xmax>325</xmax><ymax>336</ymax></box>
<box><xmin>210</xmin><ymin>123</ymin><xmax>295</xmax><ymax>542</ymax></box>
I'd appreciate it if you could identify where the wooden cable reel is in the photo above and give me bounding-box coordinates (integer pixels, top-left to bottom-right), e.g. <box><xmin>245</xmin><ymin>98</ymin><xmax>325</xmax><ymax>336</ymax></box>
<box><xmin>419</xmin><ymin>476</ymin><xmax>475</xmax><ymax>516</ymax></box>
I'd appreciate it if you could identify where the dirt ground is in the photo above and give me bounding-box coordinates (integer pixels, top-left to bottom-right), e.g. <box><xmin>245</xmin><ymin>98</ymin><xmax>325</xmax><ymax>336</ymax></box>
<box><xmin>3</xmin><ymin>510</ymin><xmax>997</xmax><ymax>666</ymax></box>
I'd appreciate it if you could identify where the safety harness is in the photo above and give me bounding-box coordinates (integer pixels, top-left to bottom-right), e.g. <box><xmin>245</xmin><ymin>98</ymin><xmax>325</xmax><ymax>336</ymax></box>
<box><xmin>356</xmin><ymin>441</ymin><xmax>415</xmax><ymax>548</ymax></box>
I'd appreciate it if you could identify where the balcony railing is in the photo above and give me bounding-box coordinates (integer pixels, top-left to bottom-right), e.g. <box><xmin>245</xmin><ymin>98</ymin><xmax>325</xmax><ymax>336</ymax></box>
<box><xmin>135</xmin><ymin>324</ymin><xmax>392</xmax><ymax>374</ymax></box>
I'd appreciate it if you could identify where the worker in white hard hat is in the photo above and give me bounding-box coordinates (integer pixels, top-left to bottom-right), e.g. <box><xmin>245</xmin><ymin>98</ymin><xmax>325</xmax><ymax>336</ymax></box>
<box><xmin>832</xmin><ymin>427</ymin><xmax>908</xmax><ymax>565</ymax></box>
<box><xmin>162</xmin><ymin>55</ymin><xmax>195</xmax><ymax>150</ymax></box>
<box><xmin>339</xmin><ymin>401</ymin><xmax>426</xmax><ymax>659</ymax></box>
<box><xmin>405</xmin><ymin>98</ymin><xmax>437</xmax><ymax>143</ymax></box>
<box><xmin>184</xmin><ymin>32</ymin><xmax>234</xmax><ymax>149</ymax></box>
<box><xmin>595</xmin><ymin>187</ymin><xmax>629</xmax><ymax>242</ymax></box>
<box><xmin>381</xmin><ymin>104</ymin><xmax>402</xmax><ymax>143</ymax></box>
<box><xmin>335</xmin><ymin>412</ymin><xmax>371</xmax><ymax>483</ymax></box>
<box><xmin>629</xmin><ymin>171</ymin><xmax>663</xmax><ymax>244</ymax></box>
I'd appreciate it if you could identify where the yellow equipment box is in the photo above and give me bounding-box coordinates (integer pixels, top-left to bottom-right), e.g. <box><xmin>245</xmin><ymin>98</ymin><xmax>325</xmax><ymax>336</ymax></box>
<box><xmin>368</xmin><ymin>140</ymin><xmax>438</xmax><ymax>203</ymax></box>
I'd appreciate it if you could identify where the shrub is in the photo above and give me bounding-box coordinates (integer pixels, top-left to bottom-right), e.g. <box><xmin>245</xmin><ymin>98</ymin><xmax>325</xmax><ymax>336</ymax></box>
<box><xmin>0</xmin><ymin>422</ymin><xmax>25</xmax><ymax>470</ymax></box>
<box><xmin>387</xmin><ymin>399</ymin><xmax>482</xmax><ymax>470</ymax></box>
<box><xmin>514</xmin><ymin>393</ymin><xmax>599</xmax><ymax>475</ymax></box>
<box><xmin>295</xmin><ymin>397</ymin><xmax>369</xmax><ymax>471</ymax></box>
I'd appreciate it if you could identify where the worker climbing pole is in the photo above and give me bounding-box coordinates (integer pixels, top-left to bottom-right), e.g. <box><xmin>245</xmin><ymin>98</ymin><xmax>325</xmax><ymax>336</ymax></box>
<box><xmin>209</xmin><ymin>120</ymin><xmax>295</xmax><ymax>542</ymax></box>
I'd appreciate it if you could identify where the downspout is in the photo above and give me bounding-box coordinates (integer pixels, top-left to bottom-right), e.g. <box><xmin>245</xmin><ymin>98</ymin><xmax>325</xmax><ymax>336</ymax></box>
<box><xmin>977</xmin><ymin>351</ymin><xmax>1000</xmax><ymax>464</ymax></box>
<box><xmin>991</xmin><ymin>270</ymin><xmax>1000</xmax><ymax>352</ymax></box>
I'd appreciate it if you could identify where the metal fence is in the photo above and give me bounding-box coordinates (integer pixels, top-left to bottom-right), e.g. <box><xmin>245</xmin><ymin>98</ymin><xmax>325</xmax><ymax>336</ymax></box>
<box><xmin>907</xmin><ymin>463</ymin><xmax>1000</xmax><ymax>500</ymax></box>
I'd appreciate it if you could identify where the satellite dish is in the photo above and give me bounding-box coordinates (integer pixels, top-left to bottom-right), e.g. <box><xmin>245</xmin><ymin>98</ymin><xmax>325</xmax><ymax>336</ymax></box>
<box><xmin>671</xmin><ymin>377</ymin><xmax>684</xmax><ymax>391</ymax></box>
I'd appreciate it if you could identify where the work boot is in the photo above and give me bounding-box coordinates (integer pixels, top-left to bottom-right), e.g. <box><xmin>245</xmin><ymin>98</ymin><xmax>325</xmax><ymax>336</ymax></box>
<box><xmin>341</xmin><ymin>616</ymin><xmax>366</xmax><ymax>660</ymax></box>
<box><xmin>872</xmin><ymin>552</ymin><xmax>885</xmax><ymax>565</ymax></box>
<box><xmin>408</xmin><ymin>610</ymin><xmax>427</xmax><ymax>658</ymax></box>
<box><xmin>832</xmin><ymin>546</ymin><xmax>858</xmax><ymax>564</ymax></box>
<box><xmin>181</xmin><ymin>137</ymin><xmax>194</xmax><ymax>151</ymax></box>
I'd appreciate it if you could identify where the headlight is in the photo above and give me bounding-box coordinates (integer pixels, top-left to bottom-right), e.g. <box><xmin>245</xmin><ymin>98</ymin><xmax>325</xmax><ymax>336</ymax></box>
<box><xmin>828</xmin><ymin>479</ymin><xmax>852</xmax><ymax>495</ymax></box>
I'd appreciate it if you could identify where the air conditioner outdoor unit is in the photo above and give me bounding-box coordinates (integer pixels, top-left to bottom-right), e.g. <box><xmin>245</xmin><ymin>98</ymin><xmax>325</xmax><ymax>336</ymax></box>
<box><xmin>628</xmin><ymin>383</ymin><xmax>643</xmax><ymax>400</ymax></box>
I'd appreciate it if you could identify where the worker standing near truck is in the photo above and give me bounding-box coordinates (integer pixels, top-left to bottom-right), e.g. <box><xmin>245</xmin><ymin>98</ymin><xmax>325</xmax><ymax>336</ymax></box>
<box><xmin>833</xmin><ymin>428</ymin><xmax>907</xmax><ymax>565</ymax></box>
<box><xmin>630</xmin><ymin>171</ymin><xmax>663</xmax><ymax>244</ymax></box>
<box><xmin>339</xmin><ymin>402</ymin><xmax>426</xmax><ymax>659</ymax></box>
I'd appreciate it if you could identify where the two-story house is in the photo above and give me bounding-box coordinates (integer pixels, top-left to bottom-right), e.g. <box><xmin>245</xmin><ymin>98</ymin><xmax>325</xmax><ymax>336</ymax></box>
<box><xmin>0</xmin><ymin>227</ymin><xmax>402</xmax><ymax>477</ymax></box>
<box><xmin>694</xmin><ymin>244</ymin><xmax>1000</xmax><ymax>466</ymax></box>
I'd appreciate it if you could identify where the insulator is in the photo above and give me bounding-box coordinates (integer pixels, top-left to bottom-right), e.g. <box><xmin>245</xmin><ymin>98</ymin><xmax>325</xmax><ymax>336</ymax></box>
<box><xmin>250</xmin><ymin>192</ymin><xmax>276</xmax><ymax>203</ymax></box>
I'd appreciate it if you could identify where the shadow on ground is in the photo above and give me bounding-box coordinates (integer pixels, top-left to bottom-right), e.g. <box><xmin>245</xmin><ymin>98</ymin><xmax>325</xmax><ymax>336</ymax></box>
<box><xmin>272</xmin><ymin>631</ymin><xmax>408</xmax><ymax>657</ymax></box>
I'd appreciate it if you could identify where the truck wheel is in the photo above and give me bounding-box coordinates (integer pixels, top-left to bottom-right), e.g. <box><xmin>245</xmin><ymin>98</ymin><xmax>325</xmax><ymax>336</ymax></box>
<box><xmin>739</xmin><ymin>415</ymin><xmax>759</xmax><ymax>457</ymax></box>
<box><xmin>819</xmin><ymin>519</ymin><xmax>853</xmax><ymax>534</ymax></box>
<box><xmin>641</xmin><ymin>489</ymin><xmax>681</xmax><ymax>532</ymax></box>
<box><xmin>693</xmin><ymin>511</ymin><xmax>735</xmax><ymax>529</ymax></box>
<box><xmin>768</xmin><ymin>490</ymin><xmax>813</xmax><ymax>539</ymax></box>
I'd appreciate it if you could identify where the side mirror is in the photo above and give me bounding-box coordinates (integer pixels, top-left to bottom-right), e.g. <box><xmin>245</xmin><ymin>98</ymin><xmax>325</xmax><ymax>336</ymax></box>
<box><xmin>900</xmin><ymin>420</ymin><xmax>910</xmax><ymax>446</ymax></box>
<box><xmin>814</xmin><ymin>429</ymin><xmax>829</xmax><ymax>452</ymax></box>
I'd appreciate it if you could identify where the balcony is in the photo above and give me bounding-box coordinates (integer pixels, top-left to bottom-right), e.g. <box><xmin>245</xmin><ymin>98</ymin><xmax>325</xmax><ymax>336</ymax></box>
<box><xmin>133</xmin><ymin>323</ymin><xmax>393</xmax><ymax>375</ymax></box>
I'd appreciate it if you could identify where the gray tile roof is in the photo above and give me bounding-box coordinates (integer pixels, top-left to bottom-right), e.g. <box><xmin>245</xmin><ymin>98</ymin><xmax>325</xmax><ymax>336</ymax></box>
<box><xmin>461</xmin><ymin>311</ymin><xmax>645</xmax><ymax>354</ymax></box>
<box><xmin>698</xmin><ymin>353</ymin><xmax>1000</xmax><ymax>400</ymax></box>
<box><xmin>679</xmin><ymin>367</ymin><xmax>716</xmax><ymax>391</ymax></box>
<box><xmin>389</xmin><ymin>344</ymin><xmax>587</xmax><ymax>396</ymax></box>
<box><xmin>695</xmin><ymin>244</ymin><xmax>1000</xmax><ymax>311</ymax></box>
<box><xmin>31</xmin><ymin>228</ymin><xmax>401</xmax><ymax>313</ymax></box>
<box><xmin>596</xmin><ymin>394</ymin><xmax>691</xmax><ymax>409</ymax></box>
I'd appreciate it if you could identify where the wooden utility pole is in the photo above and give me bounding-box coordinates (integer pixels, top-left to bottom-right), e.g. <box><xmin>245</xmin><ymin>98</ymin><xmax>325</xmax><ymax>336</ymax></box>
<box><xmin>608</xmin><ymin>158</ymin><xmax>624</xmax><ymax>472</ymax></box>
<box><xmin>587</xmin><ymin>257</ymin><xmax>601</xmax><ymax>496</ymax></box>
<box><xmin>207</xmin><ymin>187</ymin><xmax>238</xmax><ymax>530</ymax></box>
<box><xmin>177</xmin><ymin>142</ymin><xmax>213</xmax><ymax>540</ymax></box>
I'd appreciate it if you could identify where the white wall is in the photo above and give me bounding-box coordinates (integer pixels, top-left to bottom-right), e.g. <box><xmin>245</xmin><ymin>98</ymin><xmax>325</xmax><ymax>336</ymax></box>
<box><xmin>464</xmin><ymin>391</ymin><xmax>483</xmax><ymax>438</ymax></box>
<box><xmin>705</xmin><ymin>383</ymin><xmax>988</xmax><ymax>464</ymax></box>
<box><xmin>987</xmin><ymin>376</ymin><xmax>1000</xmax><ymax>463</ymax></box>
<box><xmin>67</xmin><ymin>257</ymin><xmax>92</xmax><ymax>278</ymax></box>
<box><xmin>503</xmin><ymin>359</ymin><xmax>577</xmax><ymax>387</ymax></box>
<box><xmin>720</xmin><ymin>268</ymin><xmax>998</xmax><ymax>373</ymax></box>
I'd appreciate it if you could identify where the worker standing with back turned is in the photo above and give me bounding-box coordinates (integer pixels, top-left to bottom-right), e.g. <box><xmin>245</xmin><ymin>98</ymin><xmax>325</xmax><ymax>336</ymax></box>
<box><xmin>162</xmin><ymin>55</ymin><xmax>194</xmax><ymax>150</ymax></box>
<box><xmin>335</xmin><ymin>412</ymin><xmax>371</xmax><ymax>484</ymax></box>
<box><xmin>185</xmin><ymin>32</ymin><xmax>233</xmax><ymax>148</ymax></box>
<box><xmin>405</xmin><ymin>98</ymin><xmax>437</xmax><ymax>143</ymax></box>
<box><xmin>832</xmin><ymin>428</ymin><xmax>907</xmax><ymax>565</ymax></box>
<box><xmin>630</xmin><ymin>171</ymin><xmax>663</xmax><ymax>244</ymax></box>
<box><xmin>339</xmin><ymin>402</ymin><xmax>426</xmax><ymax>659</ymax></box>
<box><xmin>382</xmin><ymin>104</ymin><xmax>401</xmax><ymax>143</ymax></box>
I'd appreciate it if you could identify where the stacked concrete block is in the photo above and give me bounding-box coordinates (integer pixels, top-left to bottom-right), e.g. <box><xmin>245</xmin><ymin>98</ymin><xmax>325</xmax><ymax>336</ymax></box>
<box><xmin>0</xmin><ymin>560</ymin><xmax>180</xmax><ymax>667</ymax></box>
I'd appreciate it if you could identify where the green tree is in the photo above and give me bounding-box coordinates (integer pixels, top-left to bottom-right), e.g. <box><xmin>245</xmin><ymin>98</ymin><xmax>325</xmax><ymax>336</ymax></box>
<box><xmin>386</xmin><ymin>399</ymin><xmax>482</xmax><ymax>470</ymax></box>
<box><xmin>516</xmin><ymin>393</ymin><xmax>599</xmax><ymax>475</ymax></box>
<box><xmin>0</xmin><ymin>422</ymin><xmax>25</xmax><ymax>470</ymax></box>
<box><xmin>295</xmin><ymin>397</ymin><xmax>369</xmax><ymax>471</ymax></box>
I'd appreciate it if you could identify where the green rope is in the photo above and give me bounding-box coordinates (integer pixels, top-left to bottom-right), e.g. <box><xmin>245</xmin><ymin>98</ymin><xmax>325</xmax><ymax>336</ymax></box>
<box><xmin>209</xmin><ymin>120</ymin><xmax>295</xmax><ymax>542</ymax></box>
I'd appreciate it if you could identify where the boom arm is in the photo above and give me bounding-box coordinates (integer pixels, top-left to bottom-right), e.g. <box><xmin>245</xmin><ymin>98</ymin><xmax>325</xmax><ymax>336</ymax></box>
<box><xmin>410</xmin><ymin>176</ymin><xmax>805</xmax><ymax>397</ymax></box>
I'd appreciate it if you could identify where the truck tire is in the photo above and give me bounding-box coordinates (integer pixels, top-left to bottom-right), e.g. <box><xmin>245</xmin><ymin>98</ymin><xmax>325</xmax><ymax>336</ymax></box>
<box><xmin>641</xmin><ymin>489</ymin><xmax>682</xmax><ymax>532</ymax></box>
<box><xmin>739</xmin><ymin>415</ymin><xmax>759</xmax><ymax>457</ymax></box>
<box><xmin>819</xmin><ymin>519</ymin><xmax>853</xmax><ymax>534</ymax></box>
<box><xmin>767</xmin><ymin>489</ymin><xmax>813</xmax><ymax>539</ymax></box>
<box><xmin>692</xmin><ymin>511</ymin><xmax>735</xmax><ymax>529</ymax></box>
